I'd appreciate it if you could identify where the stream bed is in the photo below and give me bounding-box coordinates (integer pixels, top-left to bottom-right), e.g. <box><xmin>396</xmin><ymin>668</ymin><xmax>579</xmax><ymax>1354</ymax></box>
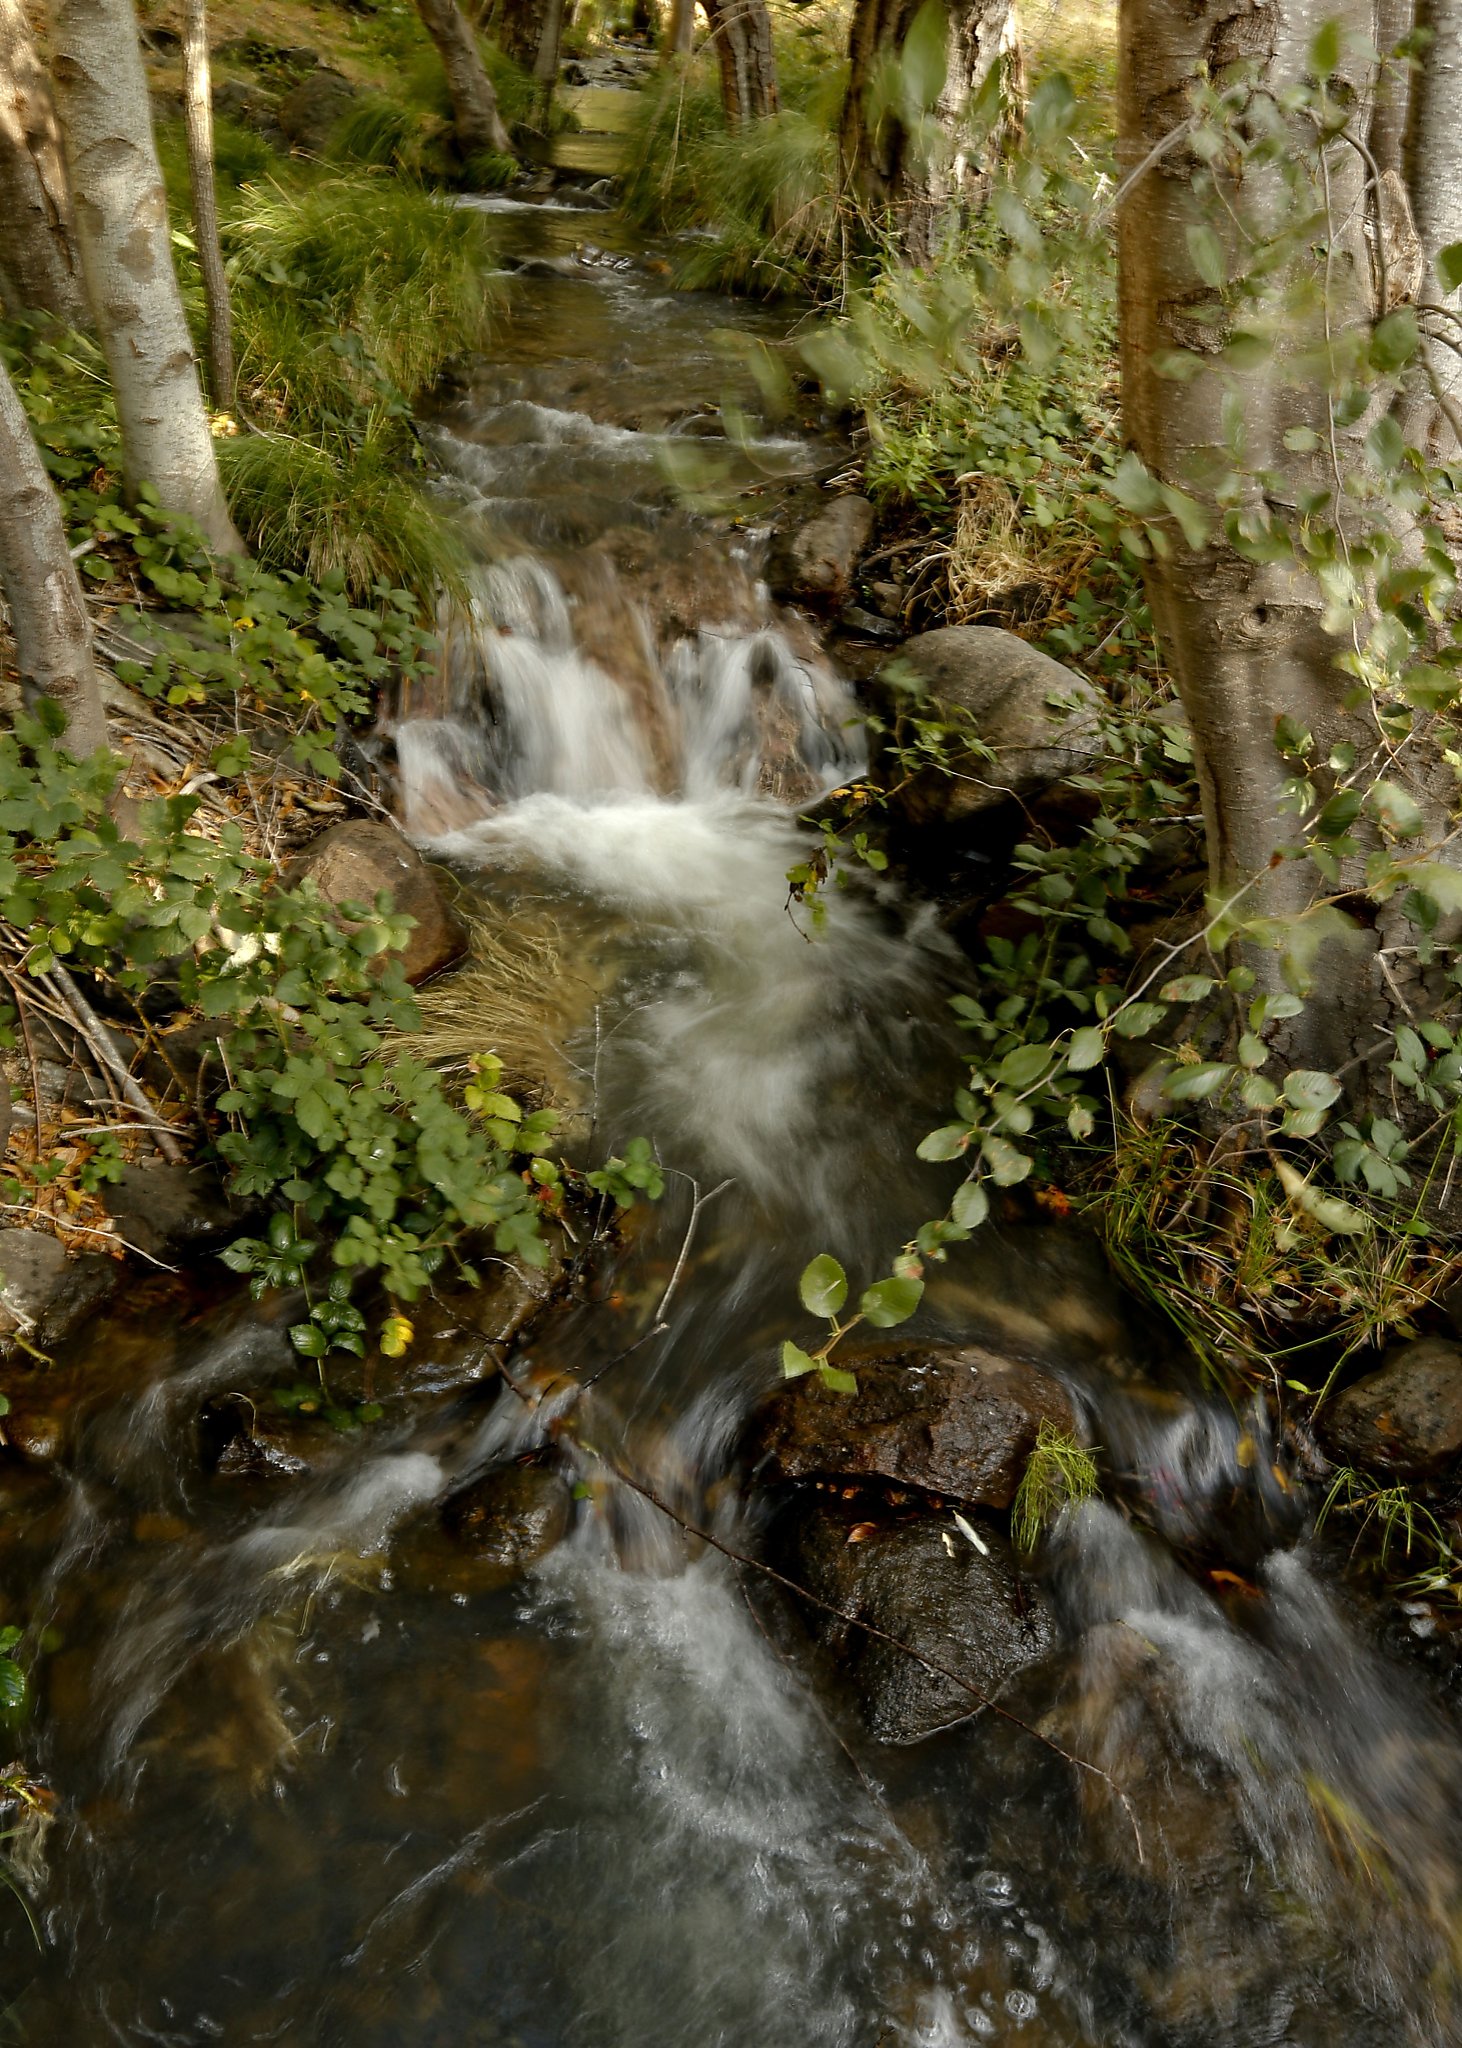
<box><xmin>3</xmin><ymin>178</ymin><xmax>1462</xmax><ymax>2047</ymax></box>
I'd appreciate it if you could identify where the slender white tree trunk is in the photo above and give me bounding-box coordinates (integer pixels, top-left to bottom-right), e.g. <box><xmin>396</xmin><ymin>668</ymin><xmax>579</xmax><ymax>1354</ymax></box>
<box><xmin>50</xmin><ymin>0</ymin><xmax>242</xmax><ymax>555</ymax></box>
<box><xmin>413</xmin><ymin>0</ymin><xmax>516</xmax><ymax>159</ymax></box>
<box><xmin>182</xmin><ymin>0</ymin><xmax>234</xmax><ymax>409</ymax></box>
<box><xmin>1405</xmin><ymin>0</ymin><xmax>1462</xmax><ymax>442</ymax></box>
<box><xmin>663</xmin><ymin>0</ymin><xmax>696</xmax><ymax>62</ymax></box>
<box><xmin>0</xmin><ymin>0</ymin><xmax>88</xmax><ymax>323</ymax></box>
<box><xmin>0</xmin><ymin>355</ymin><xmax>108</xmax><ymax>756</ymax></box>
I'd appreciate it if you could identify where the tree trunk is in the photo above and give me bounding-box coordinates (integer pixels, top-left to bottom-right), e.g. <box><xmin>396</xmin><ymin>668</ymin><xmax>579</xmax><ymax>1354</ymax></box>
<box><xmin>182</xmin><ymin>0</ymin><xmax>234</xmax><ymax>410</ymax></box>
<box><xmin>1404</xmin><ymin>0</ymin><xmax>1462</xmax><ymax>443</ymax></box>
<box><xmin>1369</xmin><ymin>0</ymin><xmax>1415</xmax><ymax>179</ymax></box>
<box><xmin>0</xmin><ymin>354</ymin><xmax>108</xmax><ymax>756</ymax></box>
<box><xmin>1113</xmin><ymin>0</ymin><xmax>1376</xmax><ymax>925</ymax></box>
<box><xmin>0</xmin><ymin>0</ymin><xmax>88</xmax><ymax>323</ymax></box>
<box><xmin>413</xmin><ymin>0</ymin><xmax>516</xmax><ymax>159</ymax></box>
<box><xmin>840</xmin><ymin>0</ymin><xmax>1017</xmax><ymax>264</ymax></box>
<box><xmin>531</xmin><ymin>0</ymin><xmax>567</xmax><ymax>116</ymax></box>
<box><xmin>663</xmin><ymin>0</ymin><xmax>696</xmax><ymax>62</ymax></box>
<box><xmin>494</xmin><ymin>0</ymin><xmax>542</xmax><ymax>70</ymax></box>
<box><xmin>700</xmin><ymin>0</ymin><xmax>778</xmax><ymax>124</ymax></box>
<box><xmin>50</xmin><ymin>0</ymin><xmax>242</xmax><ymax>556</ymax></box>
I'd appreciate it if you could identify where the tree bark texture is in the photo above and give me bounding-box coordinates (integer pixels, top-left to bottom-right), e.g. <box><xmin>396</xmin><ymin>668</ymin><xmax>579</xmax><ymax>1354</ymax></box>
<box><xmin>1368</xmin><ymin>0</ymin><xmax>1415</xmax><ymax>178</ymax></box>
<box><xmin>700</xmin><ymin>0</ymin><xmax>778</xmax><ymax>123</ymax></box>
<box><xmin>1118</xmin><ymin>0</ymin><xmax>1381</xmax><ymax>921</ymax></box>
<box><xmin>1404</xmin><ymin>0</ymin><xmax>1462</xmax><ymax>440</ymax></box>
<box><xmin>0</xmin><ymin>0</ymin><xmax>88</xmax><ymax>323</ymax></box>
<box><xmin>840</xmin><ymin>0</ymin><xmax>1017</xmax><ymax>264</ymax></box>
<box><xmin>663</xmin><ymin>0</ymin><xmax>696</xmax><ymax>62</ymax></box>
<box><xmin>182</xmin><ymin>0</ymin><xmax>234</xmax><ymax>408</ymax></box>
<box><xmin>413</xmin><ymin>0</ymin><xmax>516</xmax><ymax>158</ymax></box>
<box><xmin>50</xmin><ymin>0</ymin><xmax>242</xmax><ymax>555</ymax></box>
<box><xmin>494</xmin><ymin>0</ymin><xmax>543</xmax><ymax>71</ymax></box>
<box><xmin>0</xmin><ymin>354</ymin><xmax>108</xmax><ymax>755</ymax></box>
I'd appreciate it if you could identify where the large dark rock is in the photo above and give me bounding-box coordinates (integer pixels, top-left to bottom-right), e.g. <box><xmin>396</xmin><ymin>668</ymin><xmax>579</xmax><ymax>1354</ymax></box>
<box><xmin>101</xmin><ymin>1161</ymin><xmax>252</xmax><ymax>1262</ymax></box>
<box><xmin>768</xmin><ymin>495</ymin><xmax>875</xmax><ymax>608</ymax></box>
<box><xmin>285</xmin><ymin>819</ymin><xmax>468</xmax><ymax>985</ymax></box>
<box><xmin>442</xmin><ymin>1463</ymin><xmax>572</xmax><ymax>1580</ymax></box>
<box><xmin>750</xmin><ymin>1345</ymin><xmax>1074</xmax><ymax>1511</ymax></box>
<box><xmin>212</xmin><ymin>77</ymin><xmax>287</xmax><ymax>148</ymax></box>
<box><xmin>772</xmin><ymin>1491</ymin><xmax>1059</xmax><ymax>1743</ymax></box>
<box><xmin>276</xmin><ymin>66</ymin><xmax>356</xmax><ymax>152</ymax></box>
<box><xmin>1321</xmin><ymin>1338</ymin><xmax>1462</xmax><ymax>1478</ymax></box>
<box><xmin>875</xmin><ymin>625</ymin><xmax>1101</xmax><ymax>824</ymax></box>
<box><xmin>0</xmin><ymin>1229</ymin><xmax>117</xmax><ymax>1353</ymax></box>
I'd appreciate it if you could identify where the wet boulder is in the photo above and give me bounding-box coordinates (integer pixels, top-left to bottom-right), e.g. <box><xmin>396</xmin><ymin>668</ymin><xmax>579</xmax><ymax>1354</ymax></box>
<box><xmin>1321</xmin><ymin>1338</ymin><xmax>1462</xmax><ymax>1478</ymax></box>
<box><xmin>771</xmin><ymin>1491</ymin><xmax>1059</xmax><ymax>1743</ymax></box>
<box><xmin>874</xmin><ymin>625</ymin><xmax>1101</xmax><ymax>825</ymax></box>
<box><xmin>0</xmin><ymin>1228</ymin><xmax>118</xmax><ymax>1355</ymax></box>
<box><xmin>101</xmin><ymin>1161</ymin><xmax>252</xmax><ymax>1262</ymax></box>
<box><xmin>768</xmin><ymin>495</ymin><xmax>875</xmax><ymax>608</ymax></box>
<box><xmin>277</xmin><ymin>66</ymin><xmax>356</xmax><ymax>152</ymax></box>
<box><xmin>442</xmin><ymin>1463</ymin><xmax>572</xmax><ymax>1580</ymax></box>
<box><xmin>285</xmin><ymin>819</ymin><xmax>468</xmax><ymax>985</ymax></box>
<box><xmin>750</xmin><ymin>1345</ymin><xmax>1074</xmax><ymax>1512</ymax></box>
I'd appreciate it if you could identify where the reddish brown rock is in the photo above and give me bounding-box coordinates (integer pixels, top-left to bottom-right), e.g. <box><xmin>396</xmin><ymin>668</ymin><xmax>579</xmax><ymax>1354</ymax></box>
<box><xmin>286</xmin><ymin>820</ymin><xmax>468</xmax><ymax>985</ymax></box>
<box><xmin>751</xmin><ymin>1345</ymin><xmax>1074</xmax><ymax>1510</ymax></box>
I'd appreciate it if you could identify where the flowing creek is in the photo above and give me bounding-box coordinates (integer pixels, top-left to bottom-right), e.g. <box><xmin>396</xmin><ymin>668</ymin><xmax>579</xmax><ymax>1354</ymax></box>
<box><xmin>4</xmin><ymin>182</ymin><xmax>1462</xmax><ymax>2047</ymax></box>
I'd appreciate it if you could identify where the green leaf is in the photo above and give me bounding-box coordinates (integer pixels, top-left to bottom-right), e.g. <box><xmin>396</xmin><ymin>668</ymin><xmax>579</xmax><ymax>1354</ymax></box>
<box><xmin>917</xmin><ymin>1123</ymin><xmax>969</xmax><ymax>1161</ymax></box>
<box><xmin>950</xmin><ymin>1180</ymin><xmax>989</xmax><ymax>1230</ymax></box>
<box><xmin>1111</xmin><ymin>1001</ymin><xmax>1166</xmax><ymax>1038</ymax></box>
<box><xmin>817</xmin><ymin>1364</ymin><xmax>859</xmax><ymax>1395</ymax></box>
<box><xmin>1438</xmin><ymin>241</ymin><xmax>1462</xmax><ymax>294</ymax></box>
<box><xmin>1309</xmin><ymin>17</ymin><xmax>1342</xmax><ymax>72</ymax></box>
<box><xmin>859</xmin><ymin>1275</ymin><xmax>924</xmax><ymax>1328</ymax></box>
<box><xmin>1067</xmin><ymin>1025</ymin><xmax>1104</xmax><ymax>1071</ymax></box>
<box><xmin>798</xmin><ymin>1254</ymin><xmax>848</xmax><ymax>1318</ymax></box>
<box><xmin>1159</xmin><ymin>975</ymin><xmax>1216</xmax><ymax>1003</ymax></box>
<box><xmin>1365</xmin><ymin>414</ymin><xmax>1405</xmax><ymax>472</ymax></box>
<box><xmin>981</xmin><ymin>1134</ymin><xmax>1031</xmax><ymax>1185</ymax></box>
<box><xmin>1163</xmin><ymin>1061</ymin><xmax>1232</xmax><ymax>1101</ymax></box>
<box><xmin>1238</xmin><ymin>1033</ymin><xmax>1269</xmax><ymax>1069</ymax></box>
<box><xmin>1316</xmin><ymin>788</ymin><xmax>1362</xmax><ymax>836</ymax></box>
<box><xmin>899</xmin><ymin>0</ymin><xmax>949</xmax><ymax>110</ymax></box>
<box><xmin>781</xmin><ymin>1340</ymin><xmax>819</xmax><ymax>1379</ymax></box>
<box><xmin>0</xmin><ymin>1658</ymin><xmax>26</xmax><ymax>1717</ymax></box>
<box><xmin>1366</xmin><ymin>779</ymin><xmax>1424</xmax><ymax>838</ymax></box>
<box><xmin>1282</xmin><ymin>1069</ymin><xmax>1341</xmax><ymax>1112</ymax></box>
<box><xmin>1369</xmin><ymin>307</ymin><xmax>1419</xmax><ymax>373</ymax></box>
<box><xmin>997</xmin><ymin>1042</ymin><xmax>1053</xmax><ymax>1089</ymax></box>
<box><xmin>1186</xmin><ymin>224</ymin><xmax>1225</xmax><ymax>289</ymax></box>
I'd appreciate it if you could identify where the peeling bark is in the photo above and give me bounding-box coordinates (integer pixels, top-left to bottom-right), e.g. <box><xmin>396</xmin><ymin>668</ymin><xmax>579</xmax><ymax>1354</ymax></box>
<box><xmin>414</xmin><ymin>0</ymin><xmax>516</xmax><ymax>158</ymax></box>
<box><xmin>182</xmin><ymin>0</ymin><xmax>234</xmax><ymax>408</ymax></box>
<box><xmin>700</xmin><ymin>0</ymin><xmax>778</xmax><ymax>124</ymax></box>
<box><xmin>840</xmin><ymin>0</ymin><xmax>1017</xmax><ymax>264</ymax></box>
<box><xmin>0</xmin><ymin>353</ymin><xmax>108</xmax><ymax>756</ymax></box>
<box><xmin>51</xmin><ymin>0</ymin><xmax>242</xmax><ymax>555</ymax></box>
<box><xmin>0</xmin><ymin>0</ymin><xmax>88</xmax><ymax>323</ymax></box>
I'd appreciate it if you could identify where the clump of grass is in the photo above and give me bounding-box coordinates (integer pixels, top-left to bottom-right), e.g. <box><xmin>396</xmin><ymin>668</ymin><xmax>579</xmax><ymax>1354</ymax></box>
<box><xmin>1011</xmin><ymin>1420</ymin><xmax>1100</xmax><ymax>1551</ymax></box>
<box><xmin>328</xmin><ymin>94</ymin><xmax>454</xmax><ymax>181</ymax></box>
<box><xmin>229</xmin><ymin>173</ymin><xmax>500</xmax><ymax>401</ymax></box>
<box><xmin>220</xmin><ymin>423</ymin><xmax>469</xmax><ymax>597</ymax></box>
<box><xmin>395</xmin><ymin>909</ymin><xmax>595</xmax><ymax>1107</ymax></box>
<box><xmin>620</xmin><ymin>37</ymin><xmax>845</xmax><ymax>296</ymax></box>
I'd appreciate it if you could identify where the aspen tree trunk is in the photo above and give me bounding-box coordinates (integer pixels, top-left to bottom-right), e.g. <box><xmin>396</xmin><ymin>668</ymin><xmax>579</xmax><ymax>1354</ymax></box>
<box><xmin>1404</xmin><ymin>0</ymin><xmax>1462</xmax><ymax>441</ymax></box>
<box><xmin>414</xmin><ymin>0</ymin><xmax>516</xmax><ymax>158</ymax></box>
<box><xmin>0</xmin><ymin>355</ymin><xmax>108</xmax><ymax>756</ymax></box>
<box><xmin>531</xmin><ymin>0</ymin><xmax>567</xmax><ymax>118</ymax></box>
<box><xmin>0</xmin><ymin>0</ymin><xmax>88</xmax><ymax>323</ymax></box>
<box><xmin>840</xmin><ymin>0</ymin><xmax>1017</xmax><ymax>264</ymax></box>
<box><xmin>51</xmin><ymin>0</ymin><xmax>242</xmax><ymax>555</ymax></box>
<box><xmin>663</xmin><ymin>0</ymin><xmax>696</xmax><ymax>62</ymax></box>
<box><xmin>1119</xmin><ymin>0</ymin><xmax>1377</xmax><ymax>913</ymax></box>
<box><xmin>182</xmin><ymin>0</ymin><xmax>233</xmax><ymax>408</ymax></box>
<box><xmin>700</xmin><ymin>0</ymin><xmax>778</xmax><ymax>123</ymax></box>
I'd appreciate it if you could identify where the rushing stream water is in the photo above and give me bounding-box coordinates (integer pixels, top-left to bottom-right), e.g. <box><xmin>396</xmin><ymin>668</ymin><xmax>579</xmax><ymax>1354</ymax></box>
<box><xmin>4</xmin><ymin>174</ymin><xmax>1462</xmax><ymax>2047</ymax></box>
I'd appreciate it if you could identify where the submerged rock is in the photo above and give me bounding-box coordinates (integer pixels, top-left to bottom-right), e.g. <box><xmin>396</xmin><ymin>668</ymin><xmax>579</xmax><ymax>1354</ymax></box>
<box><xmin>874</xmin><ymin>624</ymin><xmax>1101</xmax><ymax>824</ymax></box>
<box><xmin>750</xmin><ymin>1345</ymin><xmax>1074</xmax><ymax>1511</ymax></box>
<box><xmin>770</xmin><ymin>1491</ymin><xmax>1058</xmax><ymax>1743</ymax></box>
<box><xmin>285</xmin><ymin>819</ymin><xmax>468</xmax><ymax>985</ymax></box>
<box><xmin>1322</xmin><ymin>1337</ymin><xmax>1462</xmax><ymax>1478</ymax></box>
<box><xmin>768</xmin><ymin>495</ymin><xmax>875</xmax><ymax>608</ymax></box>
